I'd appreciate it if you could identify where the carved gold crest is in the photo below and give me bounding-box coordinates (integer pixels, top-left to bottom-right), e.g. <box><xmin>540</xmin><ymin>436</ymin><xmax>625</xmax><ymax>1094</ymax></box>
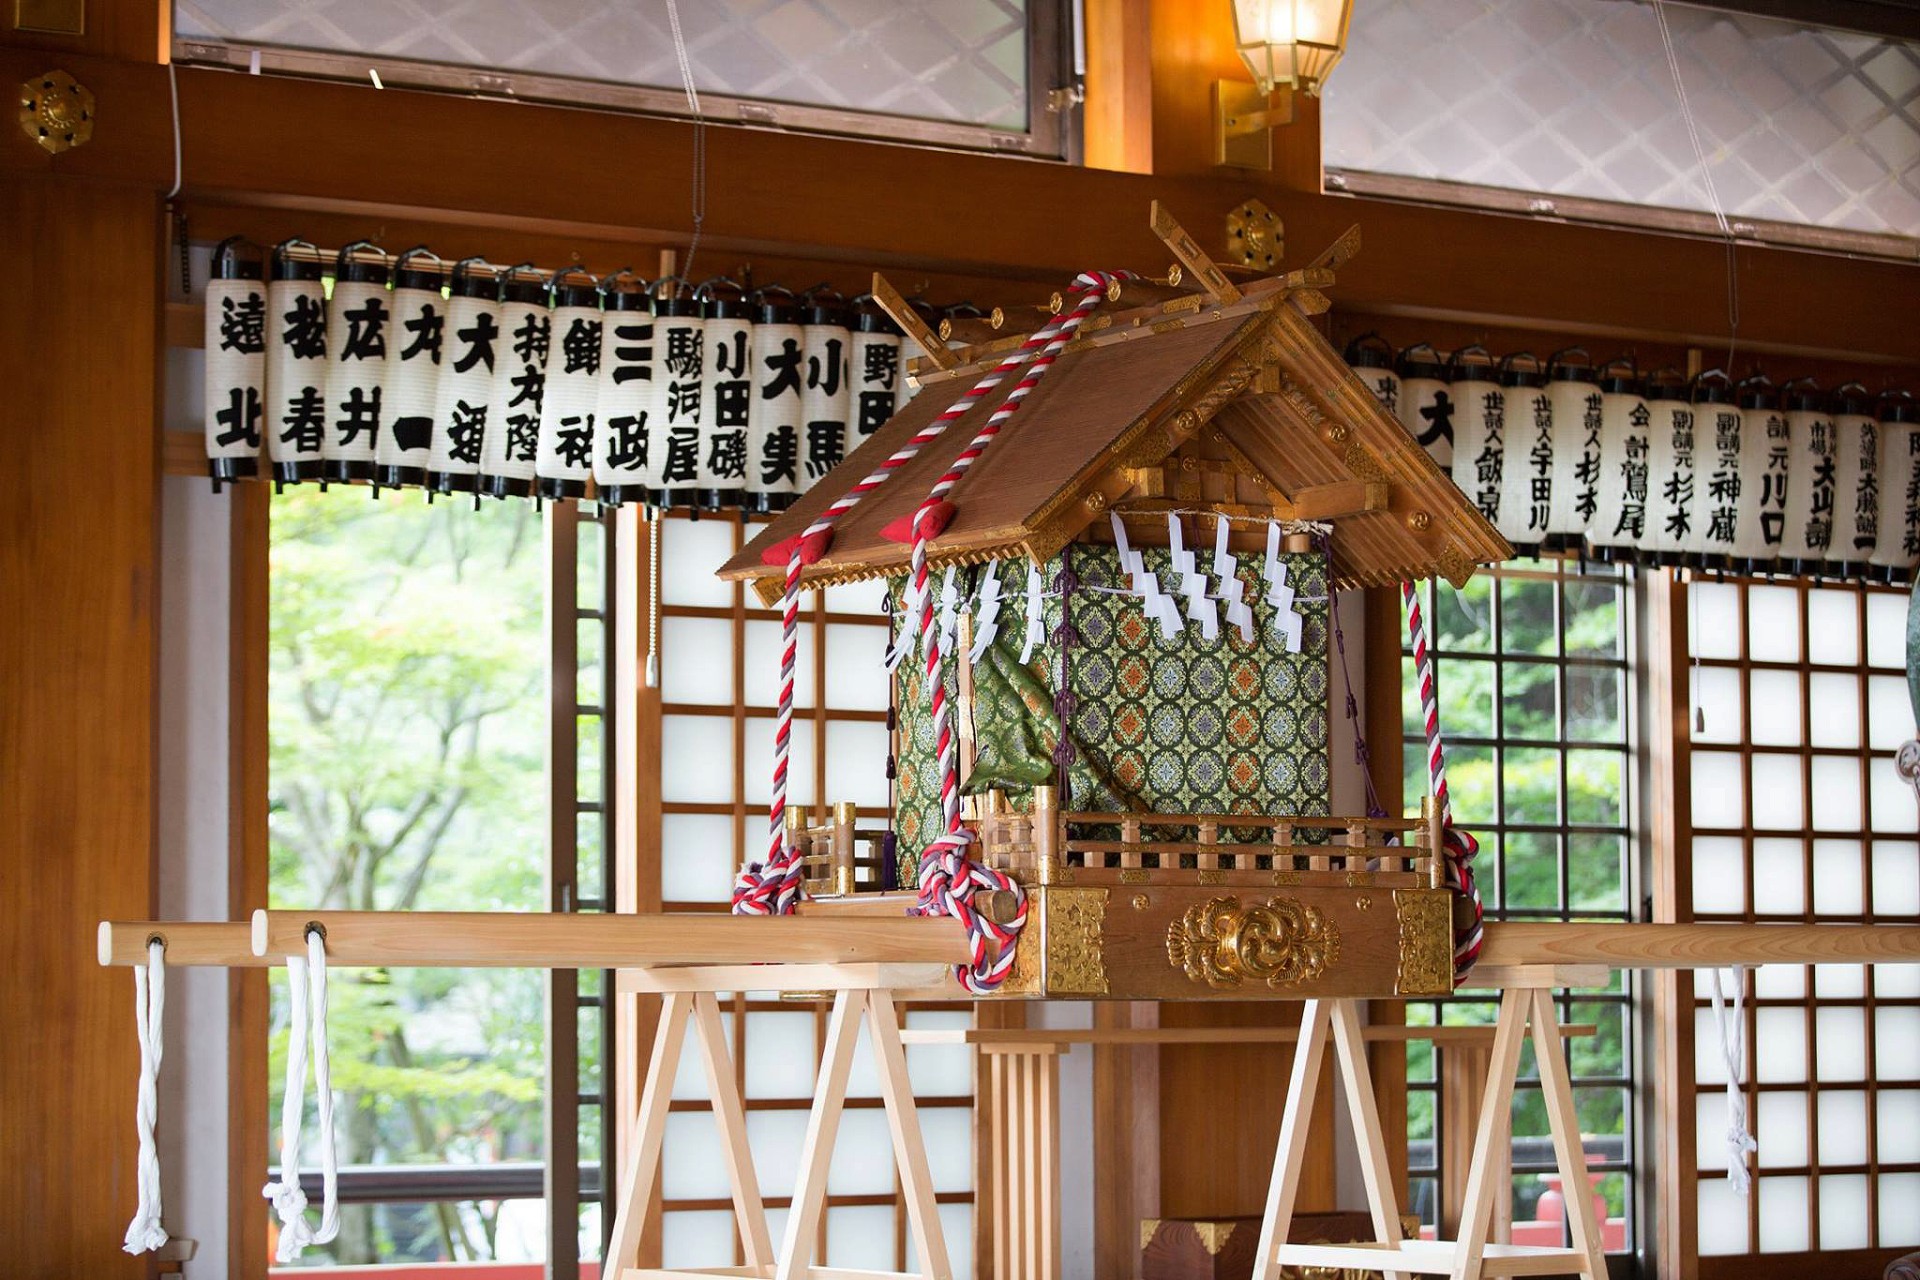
<box><xmin>1165</xmin><ymin>894</ymin><xmax>1340</xmax><ymax>989</ymax></box>
<box><xmin>19</xmin><ymin>70</ymin><xmax>94</xmax><ymax>155</ymax></box>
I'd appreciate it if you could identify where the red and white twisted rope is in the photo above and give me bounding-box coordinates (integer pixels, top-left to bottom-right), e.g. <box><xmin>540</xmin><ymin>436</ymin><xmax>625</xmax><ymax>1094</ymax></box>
<box><xmin>733</xmin><ymin>274</ymin><xmax>1128</xmax><ymax>995</ymax></box>
<box><xmin>1402</xmin><ymin>579</ymin><xmax>1485</xmax><ymax>984</ymax></box>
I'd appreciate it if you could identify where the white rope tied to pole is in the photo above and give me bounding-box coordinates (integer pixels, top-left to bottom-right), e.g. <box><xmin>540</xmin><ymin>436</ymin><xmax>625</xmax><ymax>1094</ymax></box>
<box><xmin>123</xmin><ymin>939</ymin><xmax>169</xmax><ymax>1255</ymax></box>
<box><xmin>263</xmin><ymin>927</ymin><xmax>340</xmax><ymax>1261</ymax></box>
<box><xmin>1707</xmin><ymin>965</ymin><xmax>1758</xmax><ymax>1194</ymax></box>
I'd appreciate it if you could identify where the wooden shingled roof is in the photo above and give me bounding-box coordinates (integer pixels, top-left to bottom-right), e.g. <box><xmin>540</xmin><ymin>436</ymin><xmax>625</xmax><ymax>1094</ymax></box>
<box><xmin>720</xmin><ymin>216</ymin><xmax>1510</xmax><ymax>604</ymax></box>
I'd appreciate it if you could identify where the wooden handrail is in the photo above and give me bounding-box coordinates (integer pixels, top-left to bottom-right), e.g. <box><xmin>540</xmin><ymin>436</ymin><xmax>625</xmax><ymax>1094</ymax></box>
<box><xmin>1478</xmin><ymin>922</ymin><xmax>1920</xmax><ymax>970</ymax></box>
<box><xmin>98</xmin><ymin>921</ymin><xmax>270</xmax><ymax>967</ymax></box>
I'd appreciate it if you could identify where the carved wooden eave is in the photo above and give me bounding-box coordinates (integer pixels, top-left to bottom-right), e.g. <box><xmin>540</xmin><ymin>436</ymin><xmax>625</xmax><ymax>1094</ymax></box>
<box><xmin>720</xmin><ymin>284</ymin><xmax>1509</xmax><ymax>606</ymax></box>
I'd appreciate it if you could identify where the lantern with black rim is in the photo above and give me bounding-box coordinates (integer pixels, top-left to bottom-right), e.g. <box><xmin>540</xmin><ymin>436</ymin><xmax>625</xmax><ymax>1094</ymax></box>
<box><xmin>265</xmin><ymin>238</ymin><xmax>328</xmax><ymax>488</ymax></box>
<box><xmin>851</xmin><ymin>293</ymin><xmax>905</xmax><ymax>446</ymax></box>
<box><xmin>592</xmin><ymin>269</ymin><xmax>654</xmax><ymax>509</ymax></box>
<box><xmin>427</xmin><ymin>257</ymin><xmax>500</xmax><ymax>500</ymax></box>
<box><xmin>1871</xmin><ymin>390</ymin><xmax>1920</xmax><ymax>585</ymax></box>
<box><xmin>1447</xmin><ymin>345</ymin><xmax>1502</xmax><ymax>535</ymax></box>
<box><xmin>697</xmin><ymin>276</ymin><xmax>755</xmax><ymax>511</ymax></box>
<box><xmin>1638</xmin><ymin>367</ymin><xmax>1695</xmax><ymax>567</ymax></box>
<box><xmin>1828</xmin><ymin>382</ymin><xmax>1881</xmax><ymax>579</ymax></box>
<box><xmin>1584</xmin><ymin>357</ymin><xmax>1650</xmax><ymax>562</ymax></box>
<box><xmin>323</xmin><ymin>241</ymin><xmax>391</xmax><ymax>487</ymax></box>
<box><xmin>535</xmin><ymin>266</ymin><xmax>602</xmax><ymax>503</ymax></box>
<box><xmin>1690</xmin><ymin>370</ymin><xmax>1740</xmax><ymax>571</ymax></box>
<box><xmin>377</xmin><ymin>245</ymin><xmax>445</xmax><ymax>493</ymax></box>
<box><xmin>204</xmin><ymin>236</ymin><xmax>267</xmax><ymax>490</ymax></box>
<box><xmin>483</xmin><ymin>263</ymin><xmax>550</xmax><ymax>502</ymax></box>
<box><xmin>1495</xmin><ymin>351</ymin><xmax>1550</xmax><ymax>554</ymax></box>
<box><xmin>746</xmin><ymin>285</ymin><xmax>806</xmax><ymax>514</ymax></box>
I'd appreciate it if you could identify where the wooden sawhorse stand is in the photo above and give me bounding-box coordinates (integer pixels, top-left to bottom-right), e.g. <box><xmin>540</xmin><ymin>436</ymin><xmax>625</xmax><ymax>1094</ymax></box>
<box><xmin>1256</xmin><ymin>968</ymin><xmax>1611</xmax><ymax>1280</ymax></box>
<box><xmin>602</xmin><ymin>962</ymin><xmax>956</xmax><ymax>1280</ymax></box>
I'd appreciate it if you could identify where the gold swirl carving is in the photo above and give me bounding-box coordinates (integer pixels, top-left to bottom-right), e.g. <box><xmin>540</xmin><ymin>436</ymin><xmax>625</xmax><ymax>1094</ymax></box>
<box><xmin>1393</xmin><ymin>889</ymin><xmax>1454</xmax><ymax>996</ymax></box>
<box><xmin>1045</xmin><ymin>887</ymin><xmax>1109</xmax><ymax>995</ymax></box>
<box><xmin>1165</xmin><ymin>895</ymin><xmax>1340</xmax><ymax>990</ymax></box>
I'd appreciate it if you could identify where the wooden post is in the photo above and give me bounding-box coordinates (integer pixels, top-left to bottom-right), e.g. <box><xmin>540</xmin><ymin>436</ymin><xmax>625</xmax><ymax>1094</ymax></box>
<box><xmin>1033</xmin><ymin>784</ymin><xmax>1060</xmax><ymax>883</ymax></box>
<box><xmin>1197</xmin><ymin>818</ymin><xmax>1219</xmax><ymax>873</ymax></box>
<box><xmin>1120</xmin><ymin>816</ymin><xmax>1142</xmax><ymax>871</ymax></box>
<box><xmin>832</xmin><ymin>801</ymin><xmax>858</xmax><ymax>896</ymax></box>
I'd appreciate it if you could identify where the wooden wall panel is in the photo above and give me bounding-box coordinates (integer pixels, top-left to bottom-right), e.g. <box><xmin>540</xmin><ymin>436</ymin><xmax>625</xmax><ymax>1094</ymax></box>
<box><xmin>0</xmin><ymin>174</ymin><xmax>160</xmax><ymax>1279</ymax></box>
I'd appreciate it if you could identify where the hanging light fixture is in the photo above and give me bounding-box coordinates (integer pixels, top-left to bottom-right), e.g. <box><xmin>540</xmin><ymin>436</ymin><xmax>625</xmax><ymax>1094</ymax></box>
<box><xmin>1215</xmin><ymin>0</ymin><xmax>1352</xmax><ymax>168</ymax></box>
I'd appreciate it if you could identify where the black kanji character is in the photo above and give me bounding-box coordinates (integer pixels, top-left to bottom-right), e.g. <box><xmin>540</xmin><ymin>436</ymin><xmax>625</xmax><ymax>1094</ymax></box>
<box><xmin>334</xmin><ymin>385</ymin><xmax>382</xmax><ymax>449</ymax></box>
<box><xmin>713</xmin><ymin>381</ymin><xmax>750</xmax><ymax>428</ymax></box>
<box><xmin>214</xmin><ymin>385</ymin><xmax>262</xmax><ymax>449</ymax></box>
<box><xmin>715</xmin><ymin>328</ymin><xmax>749</xmax><ymax>378</ymax></box>
<box><xmin>857</xmin><ymin>391</ymin><xmax>893</xmax><ymax>437</ymax></box>
<box><xmin>453</xmin><ymin>312</ymin><xmax>499</xmax><ymax>375</ymax></box>
<box><xmin>280</xmin><ymin>386</ymin><xmax>325</xmax><ymax>453</ymax></box>
<box><xmin>806</xmin><ymin>338</ymin><xmax>844</xmax><ymax>397</ymax></box>
<box><xmin>219</xmin><ymin>293</ymin><xmax>267</xmax><ymax>354</ymax></box>
<box><xmin>668</xmin><ymin>380</ymin><xmax>702</xmax><ymax>423</ymax></box>
<box><xmin>861</xmin><ymin>341</ymin><xmax>897</xmax><ymax>390</ymax></box>
<box><xmin>447</xmin><ymin>400</ymin><xmax>486</xmax><ymax>464</ymax></box>
<box><xmin>805</xmin><ymin>419</ymin><xmax>844</xmax><ymax>478</ymax></box>
<box><xmin>561</xmin><ymin>317</ymin><xmax>602</xmax><ymax>376</ymax></box>
<box><xmin>555</xmin><ymin>413</ymin><xmax>594</xmax><ymax>468</ymax></box>
<box><xmin>605</xmin><ymin>413</ymin><xmax>648</xmax><ymax>471</ymax></box>
<box><xmin>281</xmin><ymin>294</ymin><xmax>327</xmax><ymax>360</ymax></box>
<box><xmin>708</xmin><ymin>429</ymin><xmax>746</xmax><ymax>480</ymax></box>
<box><xmin>399</xmin><ymin>304</ymin><xmax>443</xmax><ymax>363</ymax></box>
<box><xmin>511</xmin><ymin>313</ymin><xmax>550</xmax><ymax>367</ymax></box>
<box><xmin>508</xmin><ymin>364</ymin><xmax>545</xmax><ymax>410</ymax></box>
<box><xmin>760</xmin><ymin>338</ymin><xmax>803</xmax><ymax>399</ymax></box>
<box><xmin>1418</xmin><ymin>391</ymin><xmax>1455</xmax><ymax>449</ymax></box>
<box><xmin>665</xmin><ymin>326</ymin><xmax>703</xmax><ymax>380</ymax></box>
<box><xmin>661</xmin><ymin>425</ymin><xmax>699</xmax><ymax>482</ymax></box>
<box><xmin>391</xmin><ymin>416</ymin><xmax>432</xmax><ymax>453</ymax></box>
<box><xmin>338</xmin><ymin>295</ymin><xmax>388</xmax><ymax>361</ymax></box>
<box><xmin>505</xmin><ymin>412</ymin><xmax>539</xmax><ymax>463</ymax></box>
<box><xmin>611</xmin><ymin>322</ymin><xmax>653</xmax><ymax>383</ymax></box>
<box><xmin>759</xmin><ymin>424</ymin><xmax>798</xmax><ymax>486</ymax></box>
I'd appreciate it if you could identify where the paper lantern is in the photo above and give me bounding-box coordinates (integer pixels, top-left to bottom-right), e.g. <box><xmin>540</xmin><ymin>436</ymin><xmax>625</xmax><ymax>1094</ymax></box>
<box><xmin>1776</xmin><ymin>378</ymin><xmax>1833</xmax><ymax>574</ymax></box>
<box><xmin>534</xmin><ymin>267</ymin><xmax>602</xmax><ymax>502</ymax></box>
<box><xmin>1689</xmin><ymin>371</ymin><xmax>1741</xmax><ymax>570</ymax></box>
<box><xmin>1583</xmin><ymin>357</ymin><xmax>1650</xmax><ymax>562</ymax></box>
<box><xmin>1446</xmin><ymin>346</ymin><xmax>1503</xmax><ymax>533</ymax></box>
<box><xmin>203</xmin><ymin>236</ymin><xmax>266</xmax><ymax>490</ymax></box>
<box><xmin>746</xmin><ymin>286</ymin><xmax>806</xmax><ymax>514</ymax></box>
<box><xmin>1496</xmin><ymin>352</ymin><xmax>1550</xmax><ymax>553</ymax></box>
<box><xmin>264</xmin><ymin>239</ymin><xmax>329</xmax><ymax>487</ymax></box>
<box><xmin>1544</xmin><ymin>348</ymin><xmax>1600</xmax><ymax>548</ymax></box>
<box><xmin>648</xmin><ymin>278</ymin><xmax>706</xmax><ymax>509</ymax></box>
<box><xmin>800</xmin><ymin>287</ymin><xmax>854</xmax><ymax>492</ymax></box>
<box><xmin>322</xmin><ymin>241</ymin><xmax>391</xmax><ymax>486</ymax></box>
<box><xmin>427</xmin><ymin>258</ymin><xmax>501</xmax><ymax>498</ymax></box>
<box><xmin>1637</xmin><ymin>368</ymin><xmax>1695</xmax><ymax>566</ymax></box>
<box><xmin>851</xmin><ymin>295</ymin><xmax>905</xmax><ymax>446</ymax></box>
<box><xmin>1871</xmin><ymin>391</ymin><xmax>1920</xmax><ymax>584</ymax></box>
<box><xmin>1396</xmin><ymin>341</ymin><xmax>1455</xmax><ymax>470</ymax></box>
<box><xmin>1826</xmin><ymin>382</ymin><xmax>1880</xmax><ymax>579</ymax></box>
<box><xmin>482</xmin><ymin>264</ymin><xmax>550</xmax><ymax>501</ymax></box>
<box><xmin>697</xmin><ymin>277</ymin><xmax>754</xmax><ymax>509</ymax></box>
<box><xmin>376</xmin><ymin>246</ymin><xmax>444</xmax><ymax>492</ymax></box>
<box><xmin>591</xmin><ymin>269</ymin><xmax>654</xmax><ymax>508</ymax></box>
<box><xmin>1733</xmin><ymin>375</ymin><xmax>1787</xmax><ymax>571</ymax></box>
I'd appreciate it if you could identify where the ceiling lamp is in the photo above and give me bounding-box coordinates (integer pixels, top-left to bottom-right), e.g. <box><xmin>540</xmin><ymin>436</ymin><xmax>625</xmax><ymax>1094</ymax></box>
<box><xmin>1214</xmin><ymin>0</ymin><xmax>1354</xmax><ymax>168</ymax></box>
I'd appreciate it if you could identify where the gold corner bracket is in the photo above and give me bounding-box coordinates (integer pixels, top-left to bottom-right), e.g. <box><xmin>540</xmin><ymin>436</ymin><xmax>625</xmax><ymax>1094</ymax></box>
<box><xmin>19</xmin><ymin>69</ymin><xmax>93</xmax><ymax>154</ymax></box>
<box><xmin>1212</xmin><ymin>79</ymin><xmax>1292</xmax><ymax>170</ymax></box>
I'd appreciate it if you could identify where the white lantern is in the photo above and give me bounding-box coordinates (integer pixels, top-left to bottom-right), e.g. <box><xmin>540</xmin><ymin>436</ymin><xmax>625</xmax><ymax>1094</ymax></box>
<box><xmin>321</xmin><ymin>242</ymin><xmax>391</xmax><ymax>486</ymax></box>
<box><xmin>1776</xmin><ymin>378</ymin><xmax>1834</xmax><ymax>573</ymax></box>
<box><xmin>1342</xmin><ymin>333</ymin><xmax>1401</xmax><ymax>445</ymax></box>
<box><xmin>1732</xmin><ymin>376</ymin><xmax>1787</xmax><ymax>571</ymax></box>
<box><xmin>1827</xmin><ymin>383</ymin><xmax>1880</xmax><ymax>578</ymax></box>
<box><xmin>697</xmin><ymin>278</ymin><xmax>754</xmax><ymax>510</ymax></box>
<box><xmin>264</xmin><ymin>239</ymin><xmax>329</xmax><ymax>487</ymax></box>
<box><xmin>534</xmin><ymin>267</ymin><xmax>602</xmax><ymax>503</ymax></box>
<box><xmin>746</xmin><ymin>286</ymin><xmax>806</xmax><ymax>514</ymax></box>
<box><xmin>427</xmin><ymin>258</ymin><xmax>500</xmax><ymax>498</ymax></box>
<box><xmin>1689</xmin><ymin>372</ymin><xmax>1741</xmax><ymax>569</ymax></box>
<box><xmin>376</xmin><ymin>246</ymin><xmax>444</xmax><ymax>493</ymax></box>
<box><xmin>1871</xmin><ymin>392</ymin><xmax>1920</xmax><ymax>583</ymax></box>
<box><xmin>800</xmin><ymin>288</ymin><xmax>853</xmax><ymax>494</ymax></box>
<box><xmin>1637</xmin><ymin>369</ymin><xmax>1695</xmax><ymax>566</ymax></box>
<box><xmin>1496</xmin><ymin>352</ymin><xmax>1551</xmax><ymax>553</ymax></box>
<box><xmin>203</xmin><ymin>236</ymin><xmax>267</xmax><ymax>489</ymax></box>
<box><xmin>591</xmin><ymin>270</ymin><xmax>654</xmax><ymax>508</ymax></box>
<box><xmin>648</xmin><ymin>279</ymin><xmax>706</xmax><ymax>509</ymax></box>
<box><xmin>1544</xmin><ymin>349</ymin><xmax>1600</xmax><ymax>548</ymax></box>
<box><xmin>851</xmin><ymin>297</ymin><xmax>905</xmax><ymax>446</ymax></box>
<box><xmin>1394</xmin><ymin>342</ymin><xmax>1453</xmax><ymax>470</ymax></box>
<box><xmin>1583</xmin><ymin>358</ymin><xmax>1649</xmax><ymax>562</ymax></box>
<box><xmin>1446</xmin><ymin>347</ymin><xmax>1503</xmax><ymax>535</ymax></box>
<box><xmin>482</xmin><ymin>264</ymin><xmax>550</xmax><ymax>501</ymax></box>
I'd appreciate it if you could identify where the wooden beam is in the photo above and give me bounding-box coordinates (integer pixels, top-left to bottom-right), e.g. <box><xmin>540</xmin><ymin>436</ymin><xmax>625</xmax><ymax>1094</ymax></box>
<box><xmin>250</xmin><ymin>909</ymin><xmax>974</xmax><ymax>968</ymax></box>
<box><xmin>1149</xmin><ymin>200</ymin><xmax>1242</xmax><ymax>304</ymax></box>
<box><xmin>1082</xmin><ymin>0</ymin><xmax>1153</xmax><ymax>175</ymax></box>
<box><xmin>98</xmin><ymin>921</ymin><xmax>267</xmax><ymax>966</ymax></box>
<box><xmin>1286</xmin><ymin>479</ymin><xmax>1390</xmax><ymax>521</ymax></box>
<box><xmin>1478</xmin><ymin>921</ymin><xmax>1920</xmax><ymax>969</ymax></box>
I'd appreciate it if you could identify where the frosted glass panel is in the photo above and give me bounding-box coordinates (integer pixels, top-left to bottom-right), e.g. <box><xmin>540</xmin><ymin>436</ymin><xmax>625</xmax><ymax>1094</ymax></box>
<box><xmin>908</xmin><ymin>1204</ymin><xmax>974</xmax><ymax>1279</ymax></box>
<box><xmin>1869</xmin><ymin>674</ymin><xmax>1916</xmax><ymax>751</ymax></box>
<box><xmin>828</xmin><ymin>1108</ymin><xmax>898</xmax><ymax>1194</ymax></box>
<box><xmin>1813</xmin><ymin>963</ymin><xmax>1866</xmax><ymax>998</ymax></box>
<box><xmin>826</xmin><ymin>1204</ymin><xmax>898</xmax><ymax>1271</ymax></box>
<box><xmin>844</xmin><ymin>1016</ymin><xmax>881</xmax><ymax>1099</ymax></box>
<box><xmin>1749</xmin><ymin>587</ymin><xmax>1804</xmax><ymax>663</ymax></box>
<box><xmin>1882</xmin><ymin>961</ymin><xmax>1920</xmax><ymax>998</ymax></box>
<box><xmin>1694</xmin><ymin>1094</ymin><xmax>1727</xmax><ymax>1170</ymax></box>
<box><xmin>1807</xmin><ymin>589</ymin><xmax>1861</xmax><ymax>664</ymax></box>
<box><xmin>1691</xmin><ymin>836</ymin><xmax>1745</xmax><ymax>914</ymax></box>
<box><xmin>1874</xmin><ymin>841</ymin><xmax>1920</xmax><ymax>915</ymax></box>
<box><xmin>922</xmin><ymin>1105</ymin><xmax>974</xmax><ymax>1194</ymax></box>
<box><xmin>744</xmin><ymin>1011</ymin><xmax>817</xmax><ymax>1098</ymax></box>
<box><xmin>1695</xmin><ymin>1009</ymin><xmax>1728</xmax><ymax>1086</ymax></box>
<box><xmin>1881</xmin><ymin>1175</ymin><xmax>1920</xmax><ymax>1248</ymax></box>
<box><xmin>1750</xmin><ymin>754</ymin><xmax>1804</xmax><ymax>829</ymax></box>
<box><xmin>1755</xmin><ymin>1007</ymin><xmax>1807</xmax><ymax>1083</ymax></box>
<box><xmin>1868</xmin><ymin>591</ymin><xmax>1908</xmax><ymax>668</ymax></box>
<box><xmin>662</xmin><ymin>1112</ymin><xmax>733</xmax><ymax>1198</ymax></box>
<box><xmin>1753</xmin><ymin>962</ymin><xmax>1803</xmax><ymax>999</ymax></box>
<box><xmin>1758</xmin><ymin>1176</ymin><xmax>1810</xmax><ymax>1253</ymax></box>
<box><xmin>1692</xmin><ymin>583</ymin><xmax>1743</xmax><ymax>659</ymax></box>
<box><xmin>746</xmin><ymin>1109</ymin><xmax>809</xmax><ymax>1196</ymax></box>
<box><xmin>1323</xmin><ymin>0</ymin><xmax>1920</xmax><ymax>238</ymax></box>
<box><xmin>746</xmin><ymin>619</ymin><xmax>818</xmax><ymax>708</ymax></box>
<box><xmin>1814</xmin><ymin>1006</ymin><xmax>1867</xmax><ymax>1081</ymax></box>
<box><xmin>662</xmin><ymin>616</ymin><xmax>736</xmax><ymax>705</ymax></box>
<box><xmin>1756</xmin><ymin>1091</ymin><xmax>1808</xmax><ymax>1168</ymax></box>
<box><xmin>1872</xmin><ymin>766</ymin><xmax>1920</xmax><ymax>835</ymax></box>
<box><xmin>906</xmin><ymin>1010</ymin><xmax>976</xmax><ymax>1097</ymax></box>
<box><xmin>662</xmin><ymin>1210</ymin><xmax>741</xmax><ymax>1269</ymax></box>
<box><xmin>823</xmin><ymin>576</ymin><xmax>891</xmax><ymax>615</ymax></box>
<box><xmin>662</xmin><ymin>812</ymin><xmax>739</xmax><ymax>905</ymax></box>
<box><xmin>1753</xmin><ymin>839</ymin><xmax>1805</xmax><ymax>915</ymax></box>
<box><xmin>662</xmin><ymin>714</ymin><xmax>736</xmax><ymax>803</ymax></box>
<box><xmin>1879</xmin><ymin>1089</ymin><xmax>1920</xmax><ymax>1164</ymax></box>
<box><xmin>1811</xmin><ymin>762</ymin><xmax>1864</xmax><ymax>832</ymax></box>
<box><xmin>670</xmin><ymin>1007</ymin><xmax>733</xmax><ymax>1101</ymax></box>
<box><xmin>1691</xmin><ymin>666</ymin><xmax>1743</xmax><ymax>744</ymax></box>
<box><xmin>1876</xmin><ymin>1008</ymin><xmax>1920</xmax><ymax>1080</ymax></box>
<box><xmin>1819</xmin><ymin>1174</ymin><xmax>1871</xmax><ymax>1250</ymax></box>
<box><xmin>1747</xmin><ymin>670</ymin><xmax>1802</xmax><ymax>746</ymax></box>
<box><xmin>662</xmin><ymin>519</ymin><xmax>739</xmax><ymax>608</ymax></box>
<box><xmin>1691</xmin><ymin>751</ymin><xmax>1744</xmax><ymax>828</ymax></box>
<box><xmin>1817</xmin><ymin>1090</ymin><xmax>1870</xmax><ymax>1166</ymax></box>
<box><xmin>1697</xmin><ymin>1176</ymin><xmax>1749</xmax><ymax>1255</ymax></box>
<box><xmin>1813</xmin><ymin>839</ymin><xmax>1865</xmax><ymax>913</ymax></box>
<box><xmin>822</xmin><ymin>623</ymin><xmax>891</xmax><ymax>711</ymax></box>
<box><xmin>1807</xmin><ymin>673</ymin><xmax>1862</xmax><ymax>748</ymax></box>
<box><xmin>744</xmin><ymin>719</ymin><xmax>816</xmax><ymax>807</ymax></box>
<box><xmin>825</xmin><ymin>719</ymin><xmax>890</xmax><ymax>808</ymax></box>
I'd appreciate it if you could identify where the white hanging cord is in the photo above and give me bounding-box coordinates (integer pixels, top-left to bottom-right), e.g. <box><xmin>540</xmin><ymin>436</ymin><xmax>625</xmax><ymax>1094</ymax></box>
<box><xmin>1689</xmin><ymin>574</ymin><xmax>1705</xmax><ymax>733</ymax></box>
<box><xmin>164</xmin><ymin>62</ymin><xmax>183</xmax><ymax>200</ymax></box>
<box><xmin>263</xmin><ymin>927</ymin><xmax>340</xmax><ymax>1261</ymax></box>
<box><xmin>664</xmin><ymin>0</ymin><xmax>707</xmax><ymax>281</ymax></box>
<box><xmin>123</xmin><ymin>939</ymin><xmax>169</xmax><ymax>1255</ymax></box>
<box><xmin>645</xmin><ymin>506</ymin><xmax>662</xmax><ymax>689</ymax></box>
<box><xmin>1652</xmin><ymin>0</ymin><xmax>1740</xmax><ymax>372</ymax></box>
<box><xmin>1707</xmin><ymin>965</ymin><xmax>1758</xmax><ymax>1194</ymax></box>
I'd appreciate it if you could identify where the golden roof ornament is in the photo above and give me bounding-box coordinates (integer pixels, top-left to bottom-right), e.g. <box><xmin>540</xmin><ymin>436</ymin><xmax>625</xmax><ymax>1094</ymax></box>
<box><xmin>19</xmin><ymin>69</ymin><xmax>94</xmax><ymax>154</ymax></box>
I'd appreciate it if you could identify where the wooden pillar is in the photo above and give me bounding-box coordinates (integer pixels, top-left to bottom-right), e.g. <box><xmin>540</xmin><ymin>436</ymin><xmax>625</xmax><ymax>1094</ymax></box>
<box><xmin>0</xmin><ymin>173</ymin><xmax>162</xmax><ymax>1279</ymax></box>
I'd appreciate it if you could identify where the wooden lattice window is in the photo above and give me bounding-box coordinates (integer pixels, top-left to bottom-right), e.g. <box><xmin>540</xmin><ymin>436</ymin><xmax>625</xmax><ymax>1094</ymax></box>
<box><xmin>1661</xmin><ymin>576</ymin><xmax>1920</xmax><ymax>1276</ymax></box>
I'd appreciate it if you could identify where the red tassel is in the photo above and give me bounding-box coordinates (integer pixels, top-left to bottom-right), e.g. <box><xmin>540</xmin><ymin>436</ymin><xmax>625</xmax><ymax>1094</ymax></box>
<box><xmin>761</xmin><ymin>528</ymin><xmax>834</xmax><ymax>566</ymax></box>
<box><xmin>880</xmin><ymin>499</ymin><xmax>957</xmax><ymax>544</ymax></box>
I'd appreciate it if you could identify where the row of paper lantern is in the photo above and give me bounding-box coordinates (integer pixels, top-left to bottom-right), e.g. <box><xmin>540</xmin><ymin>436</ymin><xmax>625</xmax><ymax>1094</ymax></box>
<box><xmin>202</xmin><ymin>238</ymin><xmax>920</xmax><ymax>509</ymax></box>
<box><xmin>1346</xmin><ymin>336</ymin><xmax>1920</xmax><ymax>582</ymax></box>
